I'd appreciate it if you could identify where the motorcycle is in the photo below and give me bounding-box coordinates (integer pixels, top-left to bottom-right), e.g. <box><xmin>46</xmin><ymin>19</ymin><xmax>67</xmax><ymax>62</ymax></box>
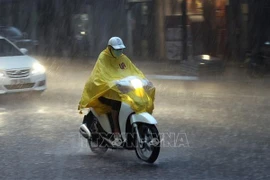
<box><xmin>244</xmin><ymin>42</ymin><xmax>270</xmax><ymax>78</ymax></box>
<box><xmin>79</xmin><ymin>76</ymin><xmax>160</xmax><ymax>163</ymax></box>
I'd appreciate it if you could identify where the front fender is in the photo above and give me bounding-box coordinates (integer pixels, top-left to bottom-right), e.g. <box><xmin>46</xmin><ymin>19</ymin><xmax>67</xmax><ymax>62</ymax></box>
<box><xmin>130</xmin><ymin>112</ymin><xmax>157</xmax><ymax>125</ymax></box>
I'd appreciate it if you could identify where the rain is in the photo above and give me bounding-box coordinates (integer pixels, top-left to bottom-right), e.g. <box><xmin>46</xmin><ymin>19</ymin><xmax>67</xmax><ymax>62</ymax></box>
<box><xmin>1</xmin><ymin>0</ymin><xmax>270</xmax><ymax>179</ymax></box>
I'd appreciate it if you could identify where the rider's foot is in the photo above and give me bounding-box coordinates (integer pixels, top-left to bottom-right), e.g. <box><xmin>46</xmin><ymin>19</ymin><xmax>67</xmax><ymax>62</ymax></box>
<box><xmin>111</xmin><ymin>133</ymin><xmax>122</xmax><ymax>147</ymax></box>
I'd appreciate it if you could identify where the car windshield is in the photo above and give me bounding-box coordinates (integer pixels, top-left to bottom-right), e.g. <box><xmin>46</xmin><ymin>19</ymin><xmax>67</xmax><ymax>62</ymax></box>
<box><xmin>0</xmin><ymin>39</ymin><xmax>23</xmax><ymax>56</ymax></box>
<box><xmin>5</xmin><ymin>27</ymin><xmax>23</xmax><ymax>37</ymax></box>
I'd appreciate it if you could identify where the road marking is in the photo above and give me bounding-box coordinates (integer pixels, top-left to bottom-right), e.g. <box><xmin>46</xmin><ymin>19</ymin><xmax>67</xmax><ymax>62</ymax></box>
<box><xmin>146</xmin><ymin>75</ymin><xmax>199</xmax><ymax>81</ymax></box>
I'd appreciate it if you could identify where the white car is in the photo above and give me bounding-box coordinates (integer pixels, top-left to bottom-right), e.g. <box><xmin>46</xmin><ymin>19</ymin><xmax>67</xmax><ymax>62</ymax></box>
<box><xmin>0</xmin><ymin>36</ymin><xmax>46</xmax><ymax>94</ymax></box>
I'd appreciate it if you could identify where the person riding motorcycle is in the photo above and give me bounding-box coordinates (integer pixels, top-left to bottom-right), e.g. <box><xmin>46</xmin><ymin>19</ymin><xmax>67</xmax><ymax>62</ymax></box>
<box><xmin>78</xmin><ymin>37</ymin><xmax>155</xmax><ymax>144</ymax></box>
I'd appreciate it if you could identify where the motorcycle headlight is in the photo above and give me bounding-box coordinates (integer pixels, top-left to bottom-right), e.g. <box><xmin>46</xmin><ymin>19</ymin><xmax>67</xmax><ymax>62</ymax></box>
<box><xmin>0</xmin><ymin>70</ymin><xmax>5</xmax><ymax>77</ymax></box>
<box><xmin>131</xmin><ymin>79</ymin><xmax>143</xmax><ymax>89</ymax></box>
<box><xmin>116</xmin><ymin>78</ymin><xmax>144</xmax><ymax>94</ymax></box>
<box><xmin>31</xmin><ymin>62</ymin><xmax>46</xmax><ymax>74</ymax></box>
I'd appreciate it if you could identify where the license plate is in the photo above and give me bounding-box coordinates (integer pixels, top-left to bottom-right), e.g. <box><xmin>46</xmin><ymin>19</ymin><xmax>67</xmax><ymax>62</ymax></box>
<box><xmin>11</xmin><ymin>78</ymin><xmax>31</xmax><ymax>84</ymax></box>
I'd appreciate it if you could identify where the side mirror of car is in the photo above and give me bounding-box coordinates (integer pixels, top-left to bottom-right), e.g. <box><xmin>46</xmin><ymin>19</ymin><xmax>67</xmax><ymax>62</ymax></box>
<box><xmin>20</xmin><ymin>48</ymin><xmax>28</xmax><ymax>54</ymax></box>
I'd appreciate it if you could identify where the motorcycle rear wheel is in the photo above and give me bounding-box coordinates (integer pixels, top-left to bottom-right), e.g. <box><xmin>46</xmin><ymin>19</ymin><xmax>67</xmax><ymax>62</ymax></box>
<box><xmin>247</xmin><ymin>64</ymin><xmax>266</xmax><ymax>78</ymax></box>
<box><xmin>135</xmin><ymin>124</ymin><xmax>160</xmax><ymax>163</ymax></box>
<box><xmin>88</xmin><ymin>136</ymin><xmax>108</xmax><ymax>155</ymax></box>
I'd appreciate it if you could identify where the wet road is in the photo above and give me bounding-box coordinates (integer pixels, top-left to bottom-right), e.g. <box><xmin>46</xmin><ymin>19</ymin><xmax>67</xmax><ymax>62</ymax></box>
<box><xmin>1</xmin><ymin>63</ymin><xmax>270</xmax><ymax>180</ymax></box>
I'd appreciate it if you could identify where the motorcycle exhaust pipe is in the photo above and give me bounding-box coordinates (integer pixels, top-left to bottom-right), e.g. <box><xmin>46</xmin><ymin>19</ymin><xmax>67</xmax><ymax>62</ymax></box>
<box><xmin>79</xmin><ymin>124</ymin><xmax>91</xmax><ymax>139</ymax></box>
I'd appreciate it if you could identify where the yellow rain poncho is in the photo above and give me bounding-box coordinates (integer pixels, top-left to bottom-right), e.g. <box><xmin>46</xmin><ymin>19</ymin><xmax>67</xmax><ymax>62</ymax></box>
<box><xmin>78</xmin><ymin>47</ymin><xmax>155</xmax><ymax>115</ymax></box>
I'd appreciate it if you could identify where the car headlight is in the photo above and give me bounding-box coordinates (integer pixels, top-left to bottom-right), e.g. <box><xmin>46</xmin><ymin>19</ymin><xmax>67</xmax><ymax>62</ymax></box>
<box><xmin>0</xmin><ymin>70</ymin><xmax>5</xmax><ymax>78</ymax></box>
<box><xmin>31</xmin><ymin>62</ymin><xmax>46</xmax><ymax>74</ymax></box>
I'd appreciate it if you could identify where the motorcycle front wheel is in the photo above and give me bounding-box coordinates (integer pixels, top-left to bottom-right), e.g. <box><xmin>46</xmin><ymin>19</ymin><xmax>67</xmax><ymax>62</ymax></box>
<box><xmin>135</xmin><ymin>123</ymin><xmax>160</xmax><ymax>163</ymax></box>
